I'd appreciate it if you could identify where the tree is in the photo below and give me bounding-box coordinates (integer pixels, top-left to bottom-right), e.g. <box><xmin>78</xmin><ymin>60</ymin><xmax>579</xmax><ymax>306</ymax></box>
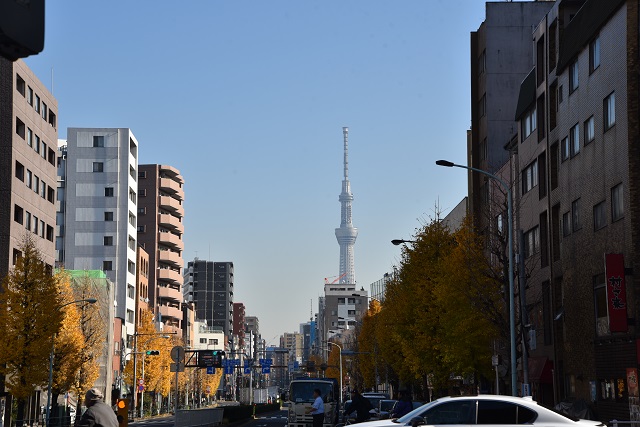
<box><xmin>50</xmin><ymin>270</ymin><xmax>86</xmax><ymax>420</ymax></box>
<box><xmin>0</xmin><ymin>236</ymin><xmax>63</xmax><ymax>425</ymax></box>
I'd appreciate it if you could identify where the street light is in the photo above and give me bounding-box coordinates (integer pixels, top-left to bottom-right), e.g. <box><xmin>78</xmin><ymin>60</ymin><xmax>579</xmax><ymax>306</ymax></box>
<box><xmin>47</xmin><ymin>298</ymin><xmax>97</xmax><ymax>427</ymax></box>
<box><xmin>325</xmin><ymin>341</ymin><xmax>342</xmax><ymax>407</ymax></box>
<box><xmin>436</xmin><ymin>159</ymin><xmax>516</xmax><ymax>396</ymax></box>
<box><xmin>391</xmin><ymin>239</ymin><xmax>416</xmax><ymax>246</ymax></box>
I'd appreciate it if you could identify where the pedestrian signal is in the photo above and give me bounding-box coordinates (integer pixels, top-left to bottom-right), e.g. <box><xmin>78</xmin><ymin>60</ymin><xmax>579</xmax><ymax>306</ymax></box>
<box><xmin>116</xmin><ymin>398</ymin><xmax>128</xmax><ymax>427</ymax></box>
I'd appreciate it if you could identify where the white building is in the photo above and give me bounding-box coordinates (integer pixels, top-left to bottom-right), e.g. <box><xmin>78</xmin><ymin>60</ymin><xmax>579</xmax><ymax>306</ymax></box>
<box><xmin>57</xmin><ymin>128</ymin><xmax>139</xmax><ymax>350</ymax></box>
<box><xmin>192</xmin><ymin>320</ymin><xmax>225</xmax><ymax>350</ymax></box>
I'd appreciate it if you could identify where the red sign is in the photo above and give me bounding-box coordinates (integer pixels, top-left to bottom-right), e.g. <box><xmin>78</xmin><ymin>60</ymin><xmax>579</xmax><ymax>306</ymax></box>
<box><xmin>605</xmin><ymin>253</ymin><xmax>628</xmax><ymax>332</ymax></box>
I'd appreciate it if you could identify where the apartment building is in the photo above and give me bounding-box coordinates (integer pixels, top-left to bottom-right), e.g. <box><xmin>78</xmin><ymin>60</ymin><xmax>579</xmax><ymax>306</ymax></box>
<box><xmin>1</xmin><ymin>59</ymin><xmax>58</xmax><ymax>276</ymax></box>
<box><xmin>233</xmin><ymin>302</ymin><xmax>246</xmax><ymax>349</ymax></box>
<box><xmin>57</xmin><ymin>128</ymin><xmax>139</xmax><ymax>349</ymax></box>
<box><xmin>510</xmin><ymin>0</ymin><xmax>635</xmax><ymax>419</ymax></box>
<box><xmin>137</xmin><ymin>164</ymin><xmax>185</xmax><ymax>332</ymax></box>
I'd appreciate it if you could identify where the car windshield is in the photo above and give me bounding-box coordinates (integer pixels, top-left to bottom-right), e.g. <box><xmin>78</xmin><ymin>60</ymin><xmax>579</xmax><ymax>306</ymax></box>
<box><xmin>395</xmin><ymin>401</ymin><xmax>438</xmax><ymax>424</ymax></box>
<box><xmin>290</xmin><ymin>382</ymin><xmax>333</xmax><ymax>403</ymax></box>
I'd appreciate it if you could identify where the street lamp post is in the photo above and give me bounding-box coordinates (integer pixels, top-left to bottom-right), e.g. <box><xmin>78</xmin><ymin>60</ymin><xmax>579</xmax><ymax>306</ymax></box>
<box><xmin>325</xmin><ymin>341</ymin><xmax>342</xmax><ymax>407</ymax></box>
<box><xmin>47</xmin><ymin>298</ymin><xmax>97</xmax><ymax>427</ymax></box>
<box><xmin>435</xmin><ymin>159</ymin><xmax>517</xmax><ymax>397</ymax></box>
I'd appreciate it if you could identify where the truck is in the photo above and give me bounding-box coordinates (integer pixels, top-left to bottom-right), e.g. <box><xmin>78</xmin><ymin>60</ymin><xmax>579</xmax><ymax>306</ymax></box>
<box><xmin>287</xmin><ymin>378</ymin><xmax>339</xmax><ymax>427</ymax></box>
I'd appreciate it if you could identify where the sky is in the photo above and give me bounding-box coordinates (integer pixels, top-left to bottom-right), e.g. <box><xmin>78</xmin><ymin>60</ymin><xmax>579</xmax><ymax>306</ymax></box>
<box><xmin>25</xmin><ymin>0</ymin><xmax>490</xmax><ymax>344</ymax></box>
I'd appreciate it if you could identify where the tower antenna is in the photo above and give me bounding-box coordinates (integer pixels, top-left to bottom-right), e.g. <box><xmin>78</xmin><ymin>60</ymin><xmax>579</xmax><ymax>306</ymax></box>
<box><xmin>335</xmin><ymin>127</ymin><xmax>358</xmax><ymax>284</ymax></box>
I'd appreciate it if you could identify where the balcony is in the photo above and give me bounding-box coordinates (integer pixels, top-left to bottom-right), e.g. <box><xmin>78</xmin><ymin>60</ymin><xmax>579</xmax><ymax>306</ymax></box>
<box><xmin>160</xmin><ymin>178</ymin><xmax>184</xmax><ymax>200</ymax></box>
<box><xmin>158</xmin><ymin>304</ymin><xmax>182</xmax><ymax>321</ymax></box>
<box><xmin>159</xmin><ymin>165</ymin><xmax>182</xmax><ymax>181</ymax></box>
<box><xmin>159</xmin><ymin>214</ymin><xmax>184</xmax><ymax>234</ymax></box>
<box><xmin>159</xmin><ymin>196</ymin><xmax>184</xmax><ymax>216</ymax></box>
<box><xmin>158</xmin><ymin>231</ymin><xmax>184</xmax><ymax>251</ymax></box>
<box><xmin>157</xmin><ymin>268</ymin><xmax>182</xmax><ymax>286</ymax></box>
<box><xmin>158</xmin><ymin>250</ymin><xmax>182</xmax><ymax>268</ymax></box>
<box><xmin>158</xmin><ymin>285</ymin><xmax>182</xmax><ymax>302</ymax></box>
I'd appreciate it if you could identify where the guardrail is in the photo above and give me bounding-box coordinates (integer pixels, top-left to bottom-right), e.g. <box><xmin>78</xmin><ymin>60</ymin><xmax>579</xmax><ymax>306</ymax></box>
<box><xmin>175</xmin><ymin>407</ymin><xmax>224</xmax><ymax>427</ymax></box>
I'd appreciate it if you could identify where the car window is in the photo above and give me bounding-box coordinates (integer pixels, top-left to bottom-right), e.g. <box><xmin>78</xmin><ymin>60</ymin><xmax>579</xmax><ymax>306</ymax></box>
<box><xmin>421</xmin><ymin>401</ymin><xmax>475</xmax><ymax>425</ymax></box>
<box><xmin>477</xmin><ymin>400</ymin><xmax>537</xmax><ymax>424</ymax></box>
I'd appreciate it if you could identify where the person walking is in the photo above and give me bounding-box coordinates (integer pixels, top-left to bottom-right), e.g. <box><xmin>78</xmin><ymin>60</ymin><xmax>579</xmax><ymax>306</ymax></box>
<box><xmin>77</xmin><ymin>388</ymin><xmax>119</xmax><ymax>427</ymax></box>
<box><xmin>306</xmin><ymin>388</ymin><xmax>325</xmax><ymax>427</ymax></box>
<box><xmin>351</xmin><ymin>390</ymin><xmax>372</xmax><ymax>423</ymax></box>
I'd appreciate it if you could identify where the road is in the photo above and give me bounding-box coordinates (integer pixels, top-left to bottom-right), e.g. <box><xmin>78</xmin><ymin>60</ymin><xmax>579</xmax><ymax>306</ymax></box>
<box><xmin>129</xmin><ymin>409</ymin><xmax>288</xmax><ymax>427</ymax></box>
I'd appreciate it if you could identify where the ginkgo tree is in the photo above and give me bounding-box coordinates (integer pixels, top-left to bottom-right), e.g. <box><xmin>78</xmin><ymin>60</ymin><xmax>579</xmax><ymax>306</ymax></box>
<box><xmin>0</xmin><ymin>236</ymin><xmax>63</xmax><ymax>426</ymax></box>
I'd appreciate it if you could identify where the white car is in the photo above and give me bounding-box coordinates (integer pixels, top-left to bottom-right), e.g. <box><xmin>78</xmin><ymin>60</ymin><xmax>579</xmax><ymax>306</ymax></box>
<box><xmin>353</xmin><ymin>395</ymin><xmax>604</xmax><ymax>427</ymax></box>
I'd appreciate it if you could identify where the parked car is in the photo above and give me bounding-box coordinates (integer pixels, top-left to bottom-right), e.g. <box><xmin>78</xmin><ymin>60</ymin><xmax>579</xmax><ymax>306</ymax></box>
<box><xmin>353</xmin><ymin>395</ymin><xmax>605</xmax><ymax>427</ymax></box>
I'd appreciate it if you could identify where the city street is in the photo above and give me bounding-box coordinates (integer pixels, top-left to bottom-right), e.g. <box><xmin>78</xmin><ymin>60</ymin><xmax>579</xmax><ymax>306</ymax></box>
<box><xmin>128</xmin><ymin>409</ymin><xmax>287</xmax><ymax>427</ymax></box>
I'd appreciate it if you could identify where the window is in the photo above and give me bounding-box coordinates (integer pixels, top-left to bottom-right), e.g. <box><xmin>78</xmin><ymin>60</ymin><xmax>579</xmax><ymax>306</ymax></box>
<box><xmin>549</xmin><ymin>19</ymin><xmax>557</xmax><ymax>71</ymax></box>
<box><xmin>41</xmin><ymin>102</ymin><xmax>47</xmax><ymax>120</ymax></box>
<box><xmin>594</xmin><ymin>274</ymin><xmax>609</xmax><ymax>336</ymax></box>
<box><xmin>104</xmin><ymin>236</ymin><xmax>114</xmax><ymax>246</ymax></box>
<box><xmin>593</xmin><ymin>201</ymin><xmax>606</xmax><ymax>231</ymax></box>
<box><xmin>538</xmin><ymin>153</ymin><xmax>547</xmax><ymax>199</ymax></box>
<box><xmin>337</xmin><ymin>298</ymin><xmax>345</xmax><ymax>304</ymax></box>
<box><xmin>25</xmin><ymin>211</ymin><xmax>31</xmax><ymax>231</ymax></box>
<box><xmin>40</xmin><ymin>181</ymin><xmax>46</xmax><ymax>199</ymax></box>
<box><xmin>48</xmin><ymin>147</ymin><xmax>55</xmax><ymax>165</ymax></box>
<box><xmin>584</xmin><ymin>116</ymin><xmax>595</xmax><ymax>145</ymax></box>
<box><xmin>604</xmin><ymin>92</ymin><xmax>615</xmax><ymax>130</ymax></box>
<box><xmin>561</xmin><ymin>137</ymin><xmax>570</xmax><ymax>162</ymax></box>
<box><xmin>422</xmin><ymin>401</ymin><xmax>474</xmax><ymax>425</ymax></box>
<box><xmin>477</xmin><ymin>400</ymin><xmax>537</xmax><ymax>424</ymax></box>
<box><xmin>590</xmin><ymin>36</ymin><xmax>600</xmax><ymax>73</ymax></box>
<box><xmin>93</xmin><ymin>135</ymin><xmax>104</xmax><ymax>147</ymax></box>
<box><xmin>128</xmin><ymin>260</ymin><xmax>135</xmax><ymax>274</ymax></box>
<box><xmin>569</xmin><ymin>60</ymin><xmax>579</xmax><ymax>93</ymax></box>
<box><xmin>46</xmin><ymin>225</ymin><xmax>53</xmax><ymax>241</ymax></box>
<box><xmin>35</xmin><ymin>94</ymin><xmax>40</xmax><ymax>113</ymax></box>
<box><xmin>105</xmin><ymin>187</ymin><xmax>114</xmax><ymax>197</ymax></box>
<box><xmin>129</xmin><ymin>188</ymin><xmax>136</xmax><ymax>204</ymax></box>
<box><xmin>105</xmin><ymin>211</ymin><xmax>114</xmax><ymax>221</ymax></box>
<box><xmin>138</xmin><ymin>207</ymin><xmax>146</xmax><ymax>215</ymax></box>
<box><xmin>572</xmin><ymin>198</ymin><xmax>582</xmax><ymax>231</ymax></box>
<box><xmin>48</xmin><ymin>111</ymin><xmax>56</xmax><ymax>128</ymax></box>
<box><xmin>15</xmin><ymin>161</ymin><xmax>24</xmax><ymax>181</ymax></box>
<box><xmin>570</xmin><ymin>123</ymin><xmax>580</xmax><ymax>156</ymax></box>
<box><xmin>13</xmin><ymin>249</ymin><xmax>22</xmax><ymax>266</ymax></box>
<box><xmin>41</xmin><ymin>142</ymin><xmax>47</xmax><ymax>159</ymax></box>
<box><xmin>128</xmin><ymin>236</ymin><xmax>136</xmax><ymax>251</ymax></box>
<box><xmin>27</xmin><ymin>128</ymin><xmax>32</xmax><ymax>146</ymax></box>
<box><xmin>103</xmin><ymin>261</ymin><xmax>113</xmax><ymax>271</ymax></box>
<box><xmin>129</xmin><ymin>211</ymin><xmax>136</xmax><ymax>227</ymax></box>
<box><xmin>348</xmin><ymin>298</ymin><xmax>356</xmax><ymax>304</ymax></box>
<box><xmin>550</xmin><ymin>142</ymin><xmax>559</xmax><ymax>190</ymax></box>
<box><xmin>27</xmin><ymin>86</ymin><xmax>33</xmax><ymax>105</ymax></box>
<box><xmin>612</xmin><ymin>183</ymin><xmax>624</xmax><ymax>221</ymax></box>
<box><xmin>479</xmin><ymin>138</ymin><xmax>487</xmax><ymax>163</ymax></box>
<box><xmin>34</xmin><ymin>135</ymin><xmax>40</xmax><ymax>153</ymax></box>
<box><xmin>139</xmin><ymin>189</ymin><xmax>146</xmax><ymax>197</ymax></box>
<box><xmin>33</xmin><ymin>216</ymin><xmax>38</xmax><ymax>235</ymax></box>
<box><xmin>522</xmin><ymin>160</ymin><xmax>538</xmax><ymax>194</ymax></box>
<box><xmin>14</xmin><ymin>205</ymin><xmax>23</xmax><ymax>224</ymax></box>
<box><xmin>126</xmin><ymin>310</ymin><xmax>134</xmax><ymax>324</ymax></box>
<box><xmin>15</xmin><ymin>118</ymin><xmax>25</xmax><ymax>139</ymax></box>
<box><xmin>479</xmin><ymin>94</ymin><xmax>486</xmax><ymax>118</ymax></box>
<box><xmin>47</xmin><ymin>187</ymin><xmax>55</xmax><ymax>203</ymax></box>
<box><xmin>199</xmin><ymin>338</ymin><xmax>207</xmax><ymax>344</ymax></box>
<box><xmin>549</xmin><ymin>82</ymin><xmax>558</xmax><ymax>130</ymax></box>
<box><xmin>524</xmin><ymin>226</ymin><xmax>540</xmax><ymax>258</ymax></box>
<box><xmin>93</xmin><ymin>162</ymin><xmax>104</xmax><ymax>172</ymax></box>
<box><xmin>562</xmin><ymin>211</ymin><xmax>571</xmax><ymax>237</ymax></box>
<box><xmin>26</xmin><ymin>169</ymin><xmax>32</xmax><ymax>188</ymax></box>
<box><xmin>138</xmin><ymin>170</ymin><xmax>147</xmax><ymax>179</ymax></box>
<box><xmin>137</xmin><ymin>225</ymin><xmax>145</xmax><ymax>232</ymax></box>
<box><xmin>33</xmin><ymin>176</ymin><xmax>39</xmax><ymax>194</ymax></box>
<box><xmin>521</xmin><ymin>106</ymin><xmax>536</xmax><ymax>140</ymax></box>
<box><xmin>558</xmin><ymin>84</ymin><xmax>564</xmax><ymax>103</ymax></box>
<box><xmin>127</xmin><ymin>285</ymin><xmax>135</xmax><ymax>299</ymax></box>
<box><xmin>16</xmin><ymin>74</ymin><xmax>25</xmax><ymax>96</ymax></box>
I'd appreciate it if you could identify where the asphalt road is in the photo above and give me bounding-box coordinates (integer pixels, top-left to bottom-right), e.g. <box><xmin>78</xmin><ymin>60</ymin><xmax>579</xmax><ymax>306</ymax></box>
<box><xmin>129</xmin><ymin>409</ymin><xmax>288</xmax><ymax>427</ymax></box>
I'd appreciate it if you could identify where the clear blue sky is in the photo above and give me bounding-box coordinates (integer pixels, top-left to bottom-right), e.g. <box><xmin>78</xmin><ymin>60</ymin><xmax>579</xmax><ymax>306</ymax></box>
<box><xmin>26</xmin><ymin>0</ymin><xmax>490</xmax><ymax>344</ymax></box>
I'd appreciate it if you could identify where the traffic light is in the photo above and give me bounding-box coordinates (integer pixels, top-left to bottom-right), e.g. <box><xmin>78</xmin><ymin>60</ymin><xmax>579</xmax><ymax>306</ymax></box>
<box><xmin>116</xmin><ymin>398</ymin><xmax>128</xmax><ymax>427</ymax></box>
<box><xmin>145</xmin><ymin>350</ymin><xmax>159</xmax><ymax>356</ymax></box>
<box><xmin>0</xmin><ymin>0</ymin><xmax>44</xmax><ymax>60</ymax></box>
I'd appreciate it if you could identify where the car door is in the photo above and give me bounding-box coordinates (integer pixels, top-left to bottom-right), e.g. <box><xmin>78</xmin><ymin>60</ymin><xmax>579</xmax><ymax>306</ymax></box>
<box><xmin>476</xmin><ymin>400</ymin><xmax>537</xmax><ymax>427</ymax></box>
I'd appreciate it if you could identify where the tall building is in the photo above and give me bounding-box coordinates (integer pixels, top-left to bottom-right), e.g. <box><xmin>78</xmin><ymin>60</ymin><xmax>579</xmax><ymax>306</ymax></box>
<box><xmin>1</xmin><ymin>59</ymin><xmax>58</xmax><ymax>277</ymax></box>
<box><xmin>335</xmin><ymin>127</ymin><xmax>358</xmax><ymax>285</ymax></box>
<box><xmin>57</xmin><ymin>128</ymin><xmax>139</xmax><ymax>349</ymax></box>
<box><xmin>469</xmin><ymin>1</ymin><xmax>555</xmax><ymax>226</ymax></box>
<box><xmin>280</xmin><ymin>332</ymin><xmax>303</xmax><ymax>363</ymax></box>
<box><xmin>509</xmin><ymin>0</ymin><xmax>636</xmax><ymax>418</ymax></box>
<box><xmin>322</xmin><ymin>281</ymin><xmax>367</xmax><ymax>342</ymax></box>
<box><xmin>232</xmin><ymin>302</ymin><xmax>246</xmax><ymax>348</ymax></box>
<box><xmin>137</xmin><ymin>164</ymin><xmax>185</xmax><ymax>331</ymax></box>
<box><xmin>184</xmin><ymin>259</ymin><xmax>234</xmax><ymax>338</ymax></box>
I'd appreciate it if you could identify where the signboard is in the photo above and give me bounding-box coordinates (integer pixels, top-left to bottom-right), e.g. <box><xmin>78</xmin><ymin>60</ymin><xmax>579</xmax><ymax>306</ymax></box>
<box><xmin>244</xmin><ymin>365</ymin><xmax>251</xmax><ymax>374</ymax></box>
<box><xmin>198</xmin><ymin>350</ymin><xmax>224</xmax><ymax>368</ymax></box>
<box><xmin>605</xmin><ymin>253</ymin><xmax>628</xmax><ymax>332</ymax></box>
<box><xmin>170</xmin><ymin>346</ymin><xmax>185</xmax><ymax>363</ymax></box>
<box><xmin>207</xmin><ymin>366</ymin><xmax>215</xmax><ymax>375</ymax></box>
<box><xmin>262</xmin><ymin>366</ymin><xmax>271</xmax><ymax>374</ymax></box>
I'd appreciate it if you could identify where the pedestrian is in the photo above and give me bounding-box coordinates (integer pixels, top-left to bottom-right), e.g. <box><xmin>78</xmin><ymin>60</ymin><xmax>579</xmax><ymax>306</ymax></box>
<box><xmin>77</xmin><ymin>388</ymin><xmax>119</xmax><ymax>427</ymax></box>
<box><xmin>306</xmin><ymin>389</ymin><xmax>325</xmax><ymax>427</ymax></box>
<box><xmin>390</xmin><ymin>390</ymin><xmax>412</xmax><ymax>419</ymax></box>
<box><xmin>351</xmin><ymin>390</ymin><xmax>372</xmax><ymax>423</ymax></box>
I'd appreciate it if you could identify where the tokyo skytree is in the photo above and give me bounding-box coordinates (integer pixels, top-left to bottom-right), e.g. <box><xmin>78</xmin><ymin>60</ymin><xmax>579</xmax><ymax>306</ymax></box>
<box><xmin>335</xmin><ymin>127</ymin><xmax>358</xmax><ymax>285</ymax></box>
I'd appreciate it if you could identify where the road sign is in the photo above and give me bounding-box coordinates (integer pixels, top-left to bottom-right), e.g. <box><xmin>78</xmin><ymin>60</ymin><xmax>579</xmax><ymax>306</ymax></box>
<box><xmin>262</xmin><ymin>366</ymin><xmax>271</xmax><ymax>374</ymax></box>
<box><xmin>170</xmin><ymin>362</ymin><xmax>185</xmax><ymax>372</ymax></box>
<box><xmin>138</xmin><ymin>385</ymin><xmax>144</xmax><ymax>391</ymax></box>
<box><xmin>244</xmin><ymin>366</ymin><xmax>251</xmax><ymax>374</ymax></box>
<box><xmin>232</xmin><ymin>359</ymin><xmax>241</xmax><ymax>365</ymax></box>
<box><xmin>224</xmin><ymin>365</ymin><xmax>234</xmax><ymax>375</ymax></box>
<box><xmin>206</xmin><ymin>366</ymin><xmax>215</xmax><ymax>374</ymax></box>
<box><xmin>170</xmin><ymin>346</ymin><xmax>185</xmax><ymax>363</ymax></box>
<box><xmin>259</xmin><ymin>358</ymin><xmax>273</xmax><ymax>365</ymax></box>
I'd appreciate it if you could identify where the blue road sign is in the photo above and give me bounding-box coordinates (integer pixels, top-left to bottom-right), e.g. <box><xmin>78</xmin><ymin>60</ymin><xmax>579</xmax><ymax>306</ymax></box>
<box><xmin>262</xmin><ymin>366</ymin><xmax>271</xmax><ymax>374</ymax></box>
<box><xmin>224</xmin><ymin>365</ymin><xmax>234</xmax><ymax>375</ymax></box>
<box><xmin>244</xmin><ymin>366</ymin><xmax>251</xmax><ymax>374</ymax></box>
<box><xmin>207</xmin><ymin>366</ymin><xmax>215</xmax><ymax>374</ymax></box>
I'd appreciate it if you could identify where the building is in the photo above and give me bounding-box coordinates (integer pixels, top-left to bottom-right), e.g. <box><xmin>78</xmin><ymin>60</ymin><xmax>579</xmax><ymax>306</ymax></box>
<box><xmin>137</xmin><ymin>164</ymin><xmax>185</xmax><ymax>332</ymax></box>
<box><xmin>135</xmin><ymin>245</ymin><xmax>150</xmax><ymax>328</ymax></box>
<box><xmin>192</xmin><ymin>319</ymin><xmax>225</xmax><ymax>351</ymax></box>
<box><xmin>280</xmin><ymin>332</ymin><xmax>303</xmax><ymax>363</ymax></box>
<box><xmin>335</xmin><ymin>127</ymin><xmax>358</xmax><ymax>285</ymax></box>
<box><xmin>508</xmin><ymin>0</ymin><xmax>637</xmax><ymax>418</ymax></box>
<box><xmin>1</xmin><ymin>58</ymin><xmax>58</xmax><ymax>277</ymax></box>
<box><xmin>184</xmin><ymin>259</ymin><xmax>234</xmax><ymax>338</ymax></box>
<box><xmin>57</xmin><ymin>128</ymin><xmax>139</xmax><ymax>350</ymax></box>
<box><xmin>470</xmin><ymin>1</ymin><xmax>555</xmax><ymax>228</ymax></box>
<box><xmin>232</xmin><ymin>302</ymin><xmax>246</xmax><ymax>349</ymax></box>
<box><xmin>322</xmin><ymin>281</ymin><xmax>367</xmax><ymax>342</ymax></box>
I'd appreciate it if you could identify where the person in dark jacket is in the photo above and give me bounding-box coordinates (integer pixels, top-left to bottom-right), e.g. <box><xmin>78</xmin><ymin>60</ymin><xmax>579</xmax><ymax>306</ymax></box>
<box><xmin>391</xmin><ymin>391</ymin><xmax>412</xmax><ymax>419</ymax></box>
<box><xmin>351</xmin><ymin>390</ymin><xmax>372</xmax><ymax>423</ymax></box>
<box><xmin>77</xmin><ymin>388</ymin><xmax>119</xmax><ymax>427</ymax></box>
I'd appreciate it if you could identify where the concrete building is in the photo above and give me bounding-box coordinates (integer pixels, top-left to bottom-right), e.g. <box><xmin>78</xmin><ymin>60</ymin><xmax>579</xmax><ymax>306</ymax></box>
<box><xmin>232</xmin><ymin>302</ymin><xmax>246</xmax><ymax>348</ymax></box>
<box><xmin>135</xmin><ymin>245</ymin><xmax>150</xmax><ymax>329</ymax></box>
<box><xmin>322</xmin><ymin>282</ymin><xmax>367</xmax><ymax>342</ymax></box>
<box><xmin>57</xmin><ymin>128</ymin><xmax>139</xmax><ymax>349</ymax></box>
<box><xmin>509</xmin><ymin>0</ymin><xmax>637</xmax><ymax>418</ymax></box>
<box><xmin>184</xmin><ymin>260</ymin><xmax>234</xmax><ymax>338</ymax></box>
<box><xmin>470</xmin><ymin>1</ymin><xmax>555</xmax><ymax>228</ymax></box>
<box><xmin>280</xmin><ymin>332</ymin><xmax>303</xmax><ymax>363</ymax></box>
<box><xmin>192</xmin><ymin>319</ymin><xmax>225</xmax><ymax>351</ymax></box>
<box><xmin>137</xmin><ymin>164</ymin><xmax>185</xmax><ymax>332</ymax></box>
<box><xmin>1</xmin><ymin>58</ymin><xmax>58</xmax><ymax>277</ymax></box>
